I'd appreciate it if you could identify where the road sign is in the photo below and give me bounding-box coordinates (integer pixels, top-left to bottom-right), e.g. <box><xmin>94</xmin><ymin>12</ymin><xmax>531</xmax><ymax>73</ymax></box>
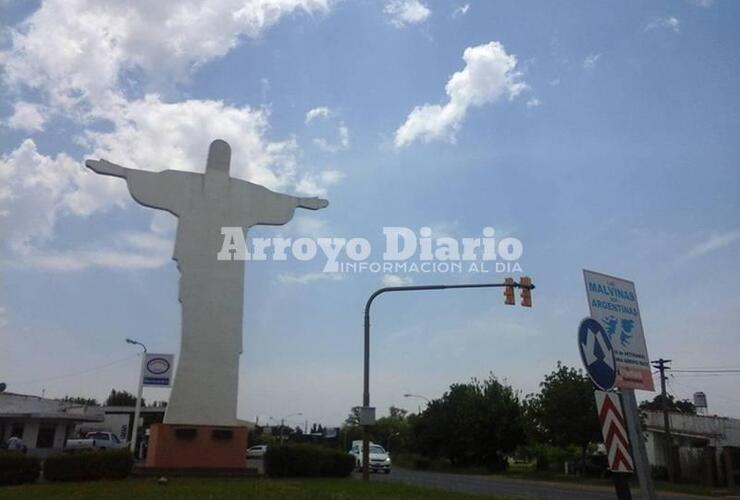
<box><xmin>583</xmin><ymin>270</ymin><xmax>654</xmax><ymax>391</ymax></box>
<box><xmin>578</xmin><ymin>317</ymin><xmax>617</xmax><ymax>391</ymax></box>
<box><xmin>142</xmin><ymin>353</ymin><xmax>175</xmax><ymax>387</ymax></box>
<box><xmin>594</xmin><ymin>391</ymin><xmax>634</xmax><ymax>473</ymax></box>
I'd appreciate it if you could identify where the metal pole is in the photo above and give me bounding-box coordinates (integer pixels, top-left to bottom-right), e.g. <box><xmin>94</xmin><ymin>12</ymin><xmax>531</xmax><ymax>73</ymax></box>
<box><xmin>622</xmin><ymin>389</ymin><xmax>657</xmax><ymax>500</ymax></box>
<box><xmin>130</xmin><ymin>348</ymin><xmax>146</xmax><ymax>455</ymax></box>
<box><xmin>361</xmin><ymin>280</ymin><xmax>533</xmax><ymax>481</ymax></box>
<box><xmin>653</xmin><ymin>358</ymin><xmax>674</xmax><ymax>482</ymax></box>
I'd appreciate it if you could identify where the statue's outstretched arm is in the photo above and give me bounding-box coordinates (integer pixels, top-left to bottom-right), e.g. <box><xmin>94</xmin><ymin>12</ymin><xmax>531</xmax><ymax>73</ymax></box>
<box><xmin>296</xmin><ymin>197</ymin><xmax>329</xmax><ymax>210</ymax></box>
<box><xmin>85</xmin><ymin>159</ymin><xmax>129</xmax><ymax>179</ymax></box>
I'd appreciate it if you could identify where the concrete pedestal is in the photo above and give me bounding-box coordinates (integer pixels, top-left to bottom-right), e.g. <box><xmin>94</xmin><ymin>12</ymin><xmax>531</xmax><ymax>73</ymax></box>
<box><xmin>145</xmin><ymin>423</ymin><xmax>247</xmax><ymax>470</ymax></box>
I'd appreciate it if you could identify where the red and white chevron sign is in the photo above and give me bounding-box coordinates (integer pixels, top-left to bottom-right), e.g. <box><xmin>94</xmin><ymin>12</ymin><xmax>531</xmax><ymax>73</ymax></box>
<box><xmin>594</xmin><ymin>391</ymin><xmax>634</xmax><ymax>473</ymax></box>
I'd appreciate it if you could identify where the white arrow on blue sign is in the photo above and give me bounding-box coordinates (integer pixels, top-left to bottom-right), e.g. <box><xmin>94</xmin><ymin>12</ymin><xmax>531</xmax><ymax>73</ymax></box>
<box><xmin>578</xmin><ymin>317</ymin><xmax>617</xmax><ymax>391</ymax></box>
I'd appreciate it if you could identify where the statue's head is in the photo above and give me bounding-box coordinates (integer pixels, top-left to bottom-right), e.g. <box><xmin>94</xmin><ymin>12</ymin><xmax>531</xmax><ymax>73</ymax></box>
<box><xmin>206</xmin><ymin>139</ymin><xmax>231</xmax><ymax>174</ymax></box>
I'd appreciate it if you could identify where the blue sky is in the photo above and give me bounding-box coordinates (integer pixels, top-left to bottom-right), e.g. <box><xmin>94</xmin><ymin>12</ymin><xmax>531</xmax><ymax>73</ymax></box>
<box><xmin>1</xmin><ymin>0</ymin><xmax>739</xmax><ymax>426</ymax></box>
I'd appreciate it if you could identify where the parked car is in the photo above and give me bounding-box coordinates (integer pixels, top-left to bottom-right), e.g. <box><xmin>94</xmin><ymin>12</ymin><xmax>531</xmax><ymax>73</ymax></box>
<box><xmin>65</xmin><ymin>431</ymin><xmax>127</xmax><ymax>451</ymax></box>
<box><xmin>247</xmin><ymin>445</ymin><xmax>268</xmax><ymax>458</ymax></box>
<box><xmin>349</xmin><ymin>441</ymin><xmax>391</xmax><ymax>474</ymax></box>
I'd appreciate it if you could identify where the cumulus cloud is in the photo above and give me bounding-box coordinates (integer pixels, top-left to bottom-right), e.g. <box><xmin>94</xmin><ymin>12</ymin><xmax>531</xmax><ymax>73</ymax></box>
<box><xmin>0</xmin><ymin>0</ymin><xmax>331</xmax><ymax>111</ymax></box>
<box><xmin>0</xmin><ymin>139</ymin><xmax>126</xmax><ymax>250</ymax></box>
<box><xmin>646</xmin><ymin>16</ymin><xmax>680</xmax><ymax>33</ymax></box>
<box><xmin>82</xmin><ymin>95</ymin><xmax>301</xmax><ymax>190</ymax></box>
<box><xmin>452</xmin><ymin>4</ymin><xmax>470</xmax><ymax>19</ymax></box>
<box><xmin>526</xmin><ymin>97</ymin><xmax>541</xmax><ymax>108</ymax></box>
<box><xmin>295</xmin><ymin>169</ymin><xmax>344</xmax><ymax>197</ymax></box>
<box><xmin>305</xmin><ymin>106</ymin><xmax>332</xmax><ymax>123</ymax></box>
<box><xmin>384</xmin><ymin>0</ymin><xmax>431</xmax><ymax>28</ymax></box>
<box><xmin>382</xmin><ymin>274</ymin><xmax>413</xmax><ymax>287</ymax></box>
<box><xmin>7</xmin><ymin>102</ymin><xmax>46</xmax><ymax>132</ymax></box>
<box><xmin>0</xmin><ymin>1</ymin><xmax>343</xmax><ymax>271</ymax></box>
<box><xmin>394</xmin><ymin>41</ymin><xmax>526</xmax><ymax>148</ymax></box>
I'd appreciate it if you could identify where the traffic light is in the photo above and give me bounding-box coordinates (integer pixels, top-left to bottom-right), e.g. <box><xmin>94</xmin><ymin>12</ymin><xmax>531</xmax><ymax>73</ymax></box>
<box><xmin>519</xmin><ymin>276</ymin><xmax>532</xmax><ymax>307</ymax></box>
<box><xmin>504</xmin><ymin>277</ymin><xmax>516</xmax><ymax>305</ymax></box>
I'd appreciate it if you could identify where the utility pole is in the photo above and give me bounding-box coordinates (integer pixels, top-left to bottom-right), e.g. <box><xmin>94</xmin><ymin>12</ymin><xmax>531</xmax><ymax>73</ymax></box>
<box><xmin>651</xmin><ymin>358</ymin><xmax>674</xmax><ymax>482</ymax></box>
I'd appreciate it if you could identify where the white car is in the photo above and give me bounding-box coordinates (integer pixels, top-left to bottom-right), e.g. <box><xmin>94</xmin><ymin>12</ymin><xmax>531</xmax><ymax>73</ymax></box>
<box><xmin>65</xmin><ymin>431</ymin><xmax>127</xmax><ymax>451</ymax></box>
<box><xmin>247</xmin><ymin>445</ymin><xmax>268</xmax><ymax>458</ymax></box>
<box><xmin>349</xmin><ymin>442</ymin><xmax>391</xmax><ymax>474</ymax></box>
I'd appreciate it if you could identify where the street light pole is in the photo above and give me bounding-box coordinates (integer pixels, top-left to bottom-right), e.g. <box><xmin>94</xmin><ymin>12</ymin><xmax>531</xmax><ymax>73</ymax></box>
<box><xmin>361</xmin><ymin>280</ymin><xmax>534</xmax><ymax>481</ymax></box>
<box><xmin>125</xmin><ymin>338</ymin><xmax>147</xmax><ymax>457</ymax></box>
<box><xmin>403</xmin><ymin>393</ymin><xmax>430</xmax><ymax>414</ymax></box>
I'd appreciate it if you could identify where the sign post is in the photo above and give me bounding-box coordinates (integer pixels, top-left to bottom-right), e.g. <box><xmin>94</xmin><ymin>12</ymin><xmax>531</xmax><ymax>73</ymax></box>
<box><xmin>583</xmin><ymin>270</ymin><xmax>656</xmax><ymax>500</ymax></box>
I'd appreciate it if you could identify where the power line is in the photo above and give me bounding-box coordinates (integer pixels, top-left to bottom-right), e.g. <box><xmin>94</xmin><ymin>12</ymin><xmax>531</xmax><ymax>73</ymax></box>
<box><xmin>672</xmin><ymin>369</ymin><xmax>740</xmax><ymax>373</ymax></box>
<box><xmin>5</xmin><ymin>355</ymin><xmax>138</xmax><ymax>385</ymax></box>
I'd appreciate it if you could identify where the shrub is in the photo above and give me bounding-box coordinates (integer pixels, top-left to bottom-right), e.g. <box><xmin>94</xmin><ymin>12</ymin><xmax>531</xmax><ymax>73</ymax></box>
<box><xmin>44</xmin><ymin>450</ymin><xmax>133</xmax><ymax>482</ymax></box>
<box><xmin>265</xmin><ymin>444</ymin><xmax>354</xmax><ymax>477</ymax></box>
<box><xmin>0</xmin><ymin>452</ymin><xmax>40</xmax><ymax>486</ymax></box>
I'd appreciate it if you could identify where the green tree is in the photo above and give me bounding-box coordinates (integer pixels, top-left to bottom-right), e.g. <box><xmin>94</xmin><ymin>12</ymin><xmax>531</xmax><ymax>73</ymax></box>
<box><xmin>105</xmin><ymin>389</ymin><xmax>141</xmax><ymax>407</ymax></box>
<box><xmin>61</xmin><ymin>396</ymin><xmax>99</xmax><ymax>406</ymax></box>
<box><xmin>639</xmin><ymin>394</ymin><xmax>696</xmax><ymax>414</ymax></box>
<box><xmin>412</xmin><ymin>374</ymin><xmax>525</xmax><ymax>470</ymax></box>
<box><xmin>525</xmin><ymin>363</ymin><xmax>601</xmax><ymax>463</ymax></box>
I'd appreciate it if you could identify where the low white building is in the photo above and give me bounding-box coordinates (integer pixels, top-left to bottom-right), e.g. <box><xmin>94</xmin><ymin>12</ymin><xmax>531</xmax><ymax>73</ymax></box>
<box><xmin>0</xmin><ymin>392</ymin><xmax>103</xmax><ymax>458</ymax></box>
<box><xmin>644</xmin><ymin>409</ymin><xmax>740</xmax><ymax>486</ymax></box>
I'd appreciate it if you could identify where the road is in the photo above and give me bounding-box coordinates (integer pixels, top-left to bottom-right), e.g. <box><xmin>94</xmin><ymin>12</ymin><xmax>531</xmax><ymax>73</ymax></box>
<box><xmin>369</xmin><ymin>467</ymin><xmax>711</xmax><ymax>499</ymax></box>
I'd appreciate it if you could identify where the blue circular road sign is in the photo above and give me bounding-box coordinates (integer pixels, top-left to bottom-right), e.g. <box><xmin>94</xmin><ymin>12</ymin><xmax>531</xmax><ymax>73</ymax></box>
<box><xmin>578</xmin><ymin>317</ymin><xmax>617</xmax><ymax>391</ymax></box>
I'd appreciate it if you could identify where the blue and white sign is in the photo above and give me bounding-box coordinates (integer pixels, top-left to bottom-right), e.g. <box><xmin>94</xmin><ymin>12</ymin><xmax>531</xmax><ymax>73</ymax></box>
<box><xmin>142</xmin><ymin>353</ymin><xmax>175</xmax><ymax>387</ymax></box>
<box><xmin>578</xmin><ymin>317</ymin><xmax>617</xmax><ymax>391</ymax></box>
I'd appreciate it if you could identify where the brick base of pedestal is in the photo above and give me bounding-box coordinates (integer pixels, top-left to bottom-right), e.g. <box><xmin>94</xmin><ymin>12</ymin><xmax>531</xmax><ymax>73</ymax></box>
<box><xmin>144</xmin><ymin>423</ymin><xmax>247</xmax><ymax>469</ymax></box>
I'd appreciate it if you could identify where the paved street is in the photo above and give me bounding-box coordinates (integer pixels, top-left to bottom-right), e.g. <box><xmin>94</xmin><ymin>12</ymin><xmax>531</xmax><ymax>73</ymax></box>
<box><xmin>368</xmin><ymin>468</ymin><xmax>711</xmax><ymax>499</ymax></box>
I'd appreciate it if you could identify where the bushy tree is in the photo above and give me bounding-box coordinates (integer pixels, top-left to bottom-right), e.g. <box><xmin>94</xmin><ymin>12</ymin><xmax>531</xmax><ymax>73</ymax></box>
<box><xmin>105</xmin><ymin>389</ymin><xmax>140</xmax><ymax>407</ymax></box>
<box><xmin>639</xmin><ymin>394</ymin><xmax>696</xmax><ymax>414</ymax></box>
<box><xmin>525</xmin><ymin>363</ymin><xmax>601</xmax><ymax>463</ymax></box>
<box><xmin>412</xmin><ymin>374</ymin><xmax>525</xmax><ymax>470</ymax></box>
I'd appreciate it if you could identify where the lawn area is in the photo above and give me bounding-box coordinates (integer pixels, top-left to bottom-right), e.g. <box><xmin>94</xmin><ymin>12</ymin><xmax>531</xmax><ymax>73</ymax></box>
<box><xmin>0</xmin><ymin>477</ymin><xmax>520</xmax><ymax>500</ymax></box>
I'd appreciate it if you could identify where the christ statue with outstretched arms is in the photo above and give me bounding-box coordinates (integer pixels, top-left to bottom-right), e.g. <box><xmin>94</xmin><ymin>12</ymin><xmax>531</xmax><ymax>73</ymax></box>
<box><xmin>86</xmin><ymin>139</ymin><xmax>328</xmax><ymax>426</ymax></box>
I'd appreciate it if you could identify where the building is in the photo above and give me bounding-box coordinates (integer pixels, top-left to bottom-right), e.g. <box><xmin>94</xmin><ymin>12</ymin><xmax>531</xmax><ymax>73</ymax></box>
<box><xmin>644</xmin><ymin>409</ymin><xmax>740</xmax><ymax>487</ymax></box>
<box><xmin>0</xmin><ymin>392</ymin><xmax>103</xmax><ymax>457</ymax></box>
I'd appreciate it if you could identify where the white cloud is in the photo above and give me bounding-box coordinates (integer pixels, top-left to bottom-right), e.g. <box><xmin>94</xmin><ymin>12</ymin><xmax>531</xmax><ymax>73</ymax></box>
<box><xmin>646</xmin><ymin>16</ymin><xmax>680</xmax><ymax>33</ymax></box>
<box><xmin>0</xmin><ymin>139</ymin><xmax>126</xmax><ymax>250</ymax></box>
<box><xmin>0</xmin><ymin>0</ymin><xmax>331</xmax><ymax>112</ymax></box>
<box><xmin>526</xmin><ymin>97</ymin><xmax>541</xmax><ymax>108</ymax></box>
<box><xmin>7</xmin><ymin>102</ymin><xmax>46</xmax><ymax>132</ymax></box>
<box><xmin>305</xmin><ymin>106</ymin><xmax>332</xmax><ymax>123</ymax></box>
<box><xmin>10</xmin><ymin>231</ymin><xmax>173</xmax><ymax>271</ymax></box>
<box><xmin>452</xmin><ymin>4</ymin><xmax>469</xmax><ymax>19</ymax></box>
<box><xmin>82</xmin><ymin>95</ymin><xmax>301</xmax><ymax>191</ymax></box>
<box><xmin>383</xmin><ymin>274</ymin><xmax>413</xmax><ymax>287</ymax></box>
<box><xmin>278</xmin><ymin>272</ymin><xmax>342</xmax><ymax>284</ymax></box>
<box><xmin>583</xmin><ymin>53</ymin><xmax>602</xmax><ymax>70</ymax></box>
<box><xmin>312</xmin><ymin>122</ymin><xmax>350</xmax><ymax>153</ymax></box>
<box><xmin>685</xmin><ymin>231</ymin><xmax>740</xmax><ymax>259</ymax></box>
<box><xmin>394</xmin><ymin>41</ymin><xmax>526</xmax><ymax>148</ymax></box>
<box><xmin>384</xmin><ymin>0</ymin><xmax>431</xmax><ymax>28</ymax></box>
<box><xmin>295</xmin><ymin>169</ymin><xmax>344</xmax><ymax>197</ymax></box>
<box><xmin>689</xmin><ymin>0</ymin><xmax>713</xmax><ymax>7</ymax></box>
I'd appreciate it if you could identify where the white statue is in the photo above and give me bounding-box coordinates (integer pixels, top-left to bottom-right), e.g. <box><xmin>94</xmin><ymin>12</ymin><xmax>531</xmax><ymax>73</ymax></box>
<box><xmin>86</xmin><ymin>140</ymin><xmax>328</xmax><ymax>426</ymax></box>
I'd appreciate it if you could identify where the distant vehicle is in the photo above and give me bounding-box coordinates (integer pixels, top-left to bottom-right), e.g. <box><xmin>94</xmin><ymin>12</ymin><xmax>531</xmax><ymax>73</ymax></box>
<box><xmin>247</xmin><ymin>445</ymin><xmax>268</xmax><ymax>458</ymax></box>
<box><xmin>65</xmin><ymin>431</ymin><xmax>127</xmax><ymax>451</ymax></box>
<box><xmin>349</xmin><ymin>441</ymin><xmax>391</xmax><ymax>474</ymax></box>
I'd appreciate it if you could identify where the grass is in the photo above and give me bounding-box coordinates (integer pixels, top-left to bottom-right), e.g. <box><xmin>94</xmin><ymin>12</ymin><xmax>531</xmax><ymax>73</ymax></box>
<box><xmin>0</xmin><ymin>477</ymin><xmax>521</xmax><ymax>500</ymax></box>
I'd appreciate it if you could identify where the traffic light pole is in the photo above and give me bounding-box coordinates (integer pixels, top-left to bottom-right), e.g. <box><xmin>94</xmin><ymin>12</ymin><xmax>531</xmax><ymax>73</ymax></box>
<box><xmin>361</xmin><ymin>279</ymin><xmax>534</xmax><ymax>481</ymax></box>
